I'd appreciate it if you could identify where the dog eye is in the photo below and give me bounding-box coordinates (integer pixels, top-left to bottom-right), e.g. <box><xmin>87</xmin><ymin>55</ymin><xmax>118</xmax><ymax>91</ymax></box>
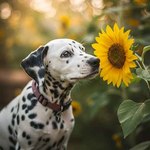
<box><xmin>60</xmin><ymin>51</ymin><xmax>72</xmax><ymax>58</ymax></box>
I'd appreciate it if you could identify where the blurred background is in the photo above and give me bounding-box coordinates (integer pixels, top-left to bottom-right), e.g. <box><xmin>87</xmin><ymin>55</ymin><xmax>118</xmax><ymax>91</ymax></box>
<box><xmin>0</xmin><ymin>0</ymin><xmax>150</xmax><ymax>149</ymax></box>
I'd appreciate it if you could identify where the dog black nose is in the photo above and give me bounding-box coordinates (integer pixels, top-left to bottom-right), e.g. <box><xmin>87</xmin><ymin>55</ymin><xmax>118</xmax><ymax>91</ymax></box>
<box><xmin>87</xmin><ymin>58</ymin><xmax>100</xmax><ymax>68</ymax></box>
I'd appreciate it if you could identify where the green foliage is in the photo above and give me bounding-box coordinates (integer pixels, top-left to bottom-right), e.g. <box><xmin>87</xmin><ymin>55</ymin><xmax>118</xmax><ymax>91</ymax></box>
<box><xmin>117</xmin><ymin>45</ymin><xmax>150</xmax><ymax>142</ymax></box>
<box><xmin>136</xmin><ymin>68</ymin><xmax>150</xmax><ymax>81</ymax></box>
<box><xmin>117</xmin><ymin>99</ymin><xmax>150</xmax><ymax>138</ymax></box>
<box><xmin>130</xmin><ymin>141</ymin><xmax>150</xmax><ymax>150</ymax></box>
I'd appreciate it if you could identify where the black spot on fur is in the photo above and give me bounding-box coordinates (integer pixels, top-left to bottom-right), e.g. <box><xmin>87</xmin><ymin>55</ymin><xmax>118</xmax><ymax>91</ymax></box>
<box><xmin>46</xmin><ymin>80</ymin><xmax>51</xmax><ymax>86</ymax></box>
<box><xmin>25</xmin><ymin>110</ymin><xmax>28</xmax><ymax>114</ymax></box>
<box><xmin>26</xmin><ymin>135</ymin><xmax>30</xmax><ymax>140</ymax></box>
<box><xmin>53</xmin><ymin>81</ymin><xmax>59</xmax><ymax>85</ymax></box>
<box><xmin>47</xmin><ymin>76</ymin><xmax>52</xmax><ymax>82</ymax></box>
<box><xmin>79</xmin><ymin>46</ymin><xmax>82</xmax><ymax>50</ymax></box>
<box><xmin>27</xmin><ymin>86</ymin><xmax>32</xmax><ymax>90</ymax></box>
<box><xmin>8</xmin><ymin>125</ymin><xmax>13</xmax><ymax>135</ymax></box>
<box><xmin>9</xmin><ymin>146</ymin><xmax>15</xmax><ymax>150</ymax></box>
<box><xmin>27</xmin><ymin>99</ymin><xmax>37</xmax><ymax>111</ymax></box>
<box><xmin>22</xmin><ymin>104</ymin><xmax>27</xmax><ymax>110</ymax></box>
<box><xmin>46</xmin><ymin>121</ymin><xmax>49</xmax><ymax>125</ymax></box>
<box><xmin>60</xmin><ymin>123</ymin><xmax>64</xmax><ymax>129</ymax></box>
<box><xmin>58</xmin><ymin>83</ymin><xmax>65</xmax><ymax>90</ymax></box>
<box><xmin>50</xmin><ymin>89</ymin><xmax>59</xmax><ymax>98</ymax></box>
<box><xmin>52</xmin><ymin>121</ymin><xmax>58</xmax><ymax>129</ymax></box>
<box><xmin>22</xmin><ymin>131</ymin><xmax>26</xmax><ymax>138</ymax></box>
<box><xmin>11</xmin><ymin>107</ymin><xmax>14</xmax><ymax>112</ymax></box>
<box><xmin>21</xmin><ymin>115</ymin><xmax>25</xmax><ymax>121</ymax></box>
<box><xmin>11</xmin><ymin>119</ymin><xmax>15</xmax><ymax>126</ymax></box>
<box><xmin>28</xmin><ymin>141</ymin><xmax>32</xmax><ymax>145</ymax></box>
<box><xmin>9</xmin><ymin>136</ymin><xmax>16</xmax><ymax>145</ymax></box>
<box><xmin>38</xmin><ymin>137</ymin><xmax>42</xmax><ymax>141</ymax></box>
<box><xmin>22</xmin><ymin>96</ymin><xmax>26</xmax><ymax>102</ymax></box>
<box><xmin>56</xmin><ymin>115</ymin><xmax>61</xmax><ymax>123</ymax></box>
<box><xmin>46</xmin><ymin>64</ymin><xmax>48</xmax><ymax>69</ymax></box>
<box><xmin>43</xmin><ymin>138</ymin><xmax>50</xmax><ymax>142</ymax></box>
<box><xmin>12</xmin><ymin>114</ymin><xmax>16</xmax><ymax>119</ymax></box>
<box><xmin>72</xmin><ymin>48</ymin><xmax>74</xmax><ymax>52</ymax></box>
<box><xmin>27</xmin><ymin>93</ymin><xmax>35</xmax><ymax>100</ymax></box>
<box><xmin>17</xmin><ymin>103</ymin><xmax>20</xmax><ymax>113</ymax></box>
<box><xmin>30</xmin><ymin>121</ymin><xmax>44</xmax><ymax>129</ymax></box>
<box><xmin>17</xmin><ymin>115</ymin><xmax>20</xmax><ymax>125</ymax></box>
<box><xmin>28</xmin><ymin>113</ymin><xmax>37</xmax><ymax>119</ymax></box>
<box><xmin>43</xmin><ymin>87</ymin><xmax>46</xmax><ymax>93</ymax></box>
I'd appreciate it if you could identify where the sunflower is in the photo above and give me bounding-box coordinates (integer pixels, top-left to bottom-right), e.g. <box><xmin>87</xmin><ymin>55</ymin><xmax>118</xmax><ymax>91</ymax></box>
<box><xmin>71</xmin><ymin>100</ymin><xmax>82</xmax><ymax>117</ymax></box>
<box><xmin>92</xmin><ymin>23</ymin><xmax>137</xmax><ymax>87</ymax></box>
<box><xmin>59</xmin><ymin>15</ymin><xmax>70</xmax><ymax>30</ymax></box>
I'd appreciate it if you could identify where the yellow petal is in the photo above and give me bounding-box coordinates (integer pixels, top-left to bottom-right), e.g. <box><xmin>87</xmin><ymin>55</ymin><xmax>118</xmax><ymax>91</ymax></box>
<box><xmin>113</xmin><ymin>23</ymin><xmax>120</xmax><ymax>33</ymax></box>
<box><xmin>92</xmin><ymin>43</ymin><xmax>100</xmax><ymax>50</ymax></box>
<box><xmin>116</xmin><ymin>70</ymin><xmax>123</xmax><ymax>87</ymax></box>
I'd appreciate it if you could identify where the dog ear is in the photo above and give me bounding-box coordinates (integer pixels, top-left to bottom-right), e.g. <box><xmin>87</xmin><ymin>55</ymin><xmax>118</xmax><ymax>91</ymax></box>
<box><xmin>21</xmin><ymin>46</ymin><xmax>49</xmax><ymax>84</ymax></box>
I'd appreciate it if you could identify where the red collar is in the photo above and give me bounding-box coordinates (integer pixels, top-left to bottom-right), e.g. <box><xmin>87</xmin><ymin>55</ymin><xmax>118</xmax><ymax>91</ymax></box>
<box><xmin>32</xmin><ymin>80</ymin><xmax>72</xmax><ymax>113</ymax></box>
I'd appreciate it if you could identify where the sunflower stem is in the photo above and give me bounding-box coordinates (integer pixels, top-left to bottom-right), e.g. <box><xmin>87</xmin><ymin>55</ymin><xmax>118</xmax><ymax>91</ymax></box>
<box><xmin>135</xmin><ymin>60</ymin><xmax>143</xmax><ymax>69</ymax></box>
<box><xmin>135</xmin><ymin>54</ymin><xmax>144</xmax><ymax>69</ymax></box>
<box><xmin>121</xmin><ymin>85</ymin><xmax>128</xmax><ymax>100</ymax></box>
<box><xmin>135</xmin><ymin>54</ymin><xmax>150</xmax><ymax>92</ymax></box>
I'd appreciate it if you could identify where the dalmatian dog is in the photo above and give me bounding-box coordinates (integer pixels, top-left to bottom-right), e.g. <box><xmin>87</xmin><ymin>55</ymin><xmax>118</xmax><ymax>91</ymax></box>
<box><xmin>0</xmin><ymin>39</ymin><xmax>100</xmax><ymax>150</ymax></box>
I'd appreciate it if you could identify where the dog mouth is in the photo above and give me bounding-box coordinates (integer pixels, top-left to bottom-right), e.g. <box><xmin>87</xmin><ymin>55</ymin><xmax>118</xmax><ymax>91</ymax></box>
<box><xmin>70</xmin><ymin>69</ymin><xmax>99</xmax><ymax>81</ymax></box>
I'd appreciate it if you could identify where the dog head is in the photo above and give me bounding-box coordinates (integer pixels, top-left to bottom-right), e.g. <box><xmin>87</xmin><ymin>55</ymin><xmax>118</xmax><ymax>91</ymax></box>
<box><xmin>21</xmin><ymin>39</ymin><xmax>100</xmax><ymax>85</ymax></box>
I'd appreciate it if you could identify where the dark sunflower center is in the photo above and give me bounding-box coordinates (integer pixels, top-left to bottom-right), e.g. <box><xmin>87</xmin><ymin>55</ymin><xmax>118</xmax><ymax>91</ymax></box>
<box><xmin>108</xmin><ymin>43</ymin><xmax>126</xmax><ymax>68</ymax></box>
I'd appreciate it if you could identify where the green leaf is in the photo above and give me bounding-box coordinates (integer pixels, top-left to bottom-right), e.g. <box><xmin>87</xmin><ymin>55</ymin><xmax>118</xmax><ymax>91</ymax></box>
<box><xmin>136</xmin><ymin>68</ymin><xmax>150</xmax><ymax>81</ymax></box>
<box><xmin>118</xmin><ymin>100</ymin><xmax>144</xmax><ymax>138</ymax></box>
<box><xmin>143</xmin><ymin>45</ymin><xmax>150</xmax><ymax>52</ymax></box>
<box><xmin>117</xmin><ymin>99</ymin><xmax>150</xmax><ymax>138</ymax></box>
<box><xmin>142</xmin><ymin>45</ymin><xmax>150</xmax><ymax>62</ymax></box>
<box><xmin>143</xmin><ymin>99</ymin><xmax>150</xmax><ymax>117</ymax></box>
<box><xmin>130</xmin><ymin>141</ymin><xmax>150</xmax><ymax>150</ymax></box>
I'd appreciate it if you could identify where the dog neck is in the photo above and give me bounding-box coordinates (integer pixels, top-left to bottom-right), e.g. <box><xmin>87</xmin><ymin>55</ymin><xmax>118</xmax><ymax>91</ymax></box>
<box><xmin>39</xmin><ymin>71</ymin><xmax>74</xmax><ymax>106</ymax></box>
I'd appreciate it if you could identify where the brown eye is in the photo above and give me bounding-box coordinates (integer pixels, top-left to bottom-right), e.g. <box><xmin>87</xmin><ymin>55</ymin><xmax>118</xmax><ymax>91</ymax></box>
<box><xmin>60</xmin><ymin>51</ymin><xmax>72</xmax><ymax>58</ymax></box>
